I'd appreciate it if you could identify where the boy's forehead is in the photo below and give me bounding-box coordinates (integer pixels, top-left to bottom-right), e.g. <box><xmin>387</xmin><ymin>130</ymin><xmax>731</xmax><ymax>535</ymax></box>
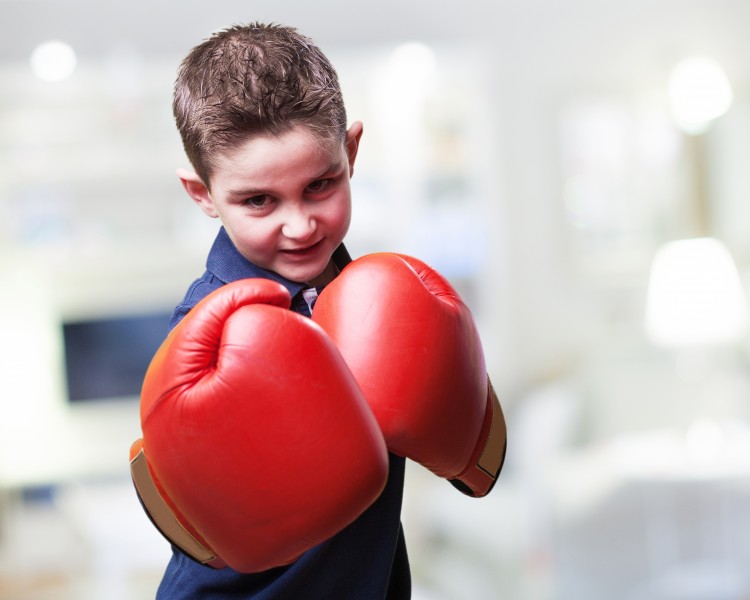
<box><xmin>210</xmin><ymin>126</ymin><xmax>345</xmax><ymax>186</ymax></box>
<box><xmin>221</xmin><ymin>127</ymin><xmax>340</xmax><ymax>162</ymax></box>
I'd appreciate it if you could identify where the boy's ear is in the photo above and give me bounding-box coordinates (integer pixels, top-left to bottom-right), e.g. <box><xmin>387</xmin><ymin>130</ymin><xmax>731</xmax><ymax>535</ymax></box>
<box><xmin>345</xmin><ymin>121</ymin><xmax>364</xmax><ymax>177</ymax></box>
<box><xmin>176</xmin><ymin>167</ymin><xmax>218</xmax><ymax>218</ymax></box>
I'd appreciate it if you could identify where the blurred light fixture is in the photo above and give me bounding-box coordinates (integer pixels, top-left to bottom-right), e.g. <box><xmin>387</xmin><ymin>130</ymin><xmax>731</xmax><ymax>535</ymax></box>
<box><xmin>645</xmin><ymin>237</ymin><xmax>748</xmax><ymax>347</ymax></box>
<box><xmin>387</xmin><ymin>42</ymin><xmax>437</xmax><ymax>91</ymax></box>
<box><xmin>30</xmin><ymin>40</ymin><xmax>77</xmax><ymax>82</ymax></box>
<box><xmin>668</xmin><ymin>56</ymin><xmax>733</xmax><ymax>135</ymax></box>
<box><xmin>390</xmin><ymin>42</ymin><xmax>437</xmax><ymax>72</ymax></box>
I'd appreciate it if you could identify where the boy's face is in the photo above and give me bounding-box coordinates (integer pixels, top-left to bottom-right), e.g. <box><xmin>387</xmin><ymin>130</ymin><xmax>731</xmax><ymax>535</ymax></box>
<box><xmin>179</xmin><ymin>123</ymin><xmax>362</xmax><ymax>287</ymax></box>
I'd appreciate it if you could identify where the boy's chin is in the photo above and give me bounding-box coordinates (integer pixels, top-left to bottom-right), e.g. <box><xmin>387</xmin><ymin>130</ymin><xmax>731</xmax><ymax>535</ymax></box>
<box><xmin>272</xmin><ymin>263</ymin><xmax>322</xmax><ymax>285</ymax></box>
<box><xmin>270</xmin><ymin>244</ymin><xmax>339</xmax><ymax>286</ymax></box>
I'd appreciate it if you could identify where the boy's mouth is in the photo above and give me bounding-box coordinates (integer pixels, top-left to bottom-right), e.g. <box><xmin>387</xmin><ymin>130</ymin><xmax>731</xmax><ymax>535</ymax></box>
<box><xmin>280</xmin><ymin>238</ymin><xmax>324</xmax><ymax>258</ymax></box>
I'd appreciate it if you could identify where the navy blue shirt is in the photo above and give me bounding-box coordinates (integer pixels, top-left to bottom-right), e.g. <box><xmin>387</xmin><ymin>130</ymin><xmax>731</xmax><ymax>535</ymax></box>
<box><xmin>157</xmin><ymin>227</ymin><xmax>411</xmax><ymax>599</ymax></box>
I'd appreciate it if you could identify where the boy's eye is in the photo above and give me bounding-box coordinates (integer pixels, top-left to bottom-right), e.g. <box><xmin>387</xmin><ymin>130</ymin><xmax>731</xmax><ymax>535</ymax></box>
<box><xmin>306</xmin><ymin>179</ymin><xmax>333</xmax><ymax>194</ymax></box>
<box><xmin>244</xmin><ymin>195</ymin><xmax>271</xmax><ymax>208</ymax></box>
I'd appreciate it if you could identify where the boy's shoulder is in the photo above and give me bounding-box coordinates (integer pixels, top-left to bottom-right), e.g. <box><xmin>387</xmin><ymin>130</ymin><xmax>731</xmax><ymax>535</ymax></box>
<box><xmin>169</xmin><ymin>271</ymin><xmax>225</xmax><ymax>330</ymax></box>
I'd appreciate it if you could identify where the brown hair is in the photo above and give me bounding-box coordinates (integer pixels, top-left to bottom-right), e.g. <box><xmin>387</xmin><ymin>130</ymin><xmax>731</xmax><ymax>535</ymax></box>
<box><xmin>173</xmin><ymin>23</ymin><xmax>347</xmax><ymax>186</ymax></box>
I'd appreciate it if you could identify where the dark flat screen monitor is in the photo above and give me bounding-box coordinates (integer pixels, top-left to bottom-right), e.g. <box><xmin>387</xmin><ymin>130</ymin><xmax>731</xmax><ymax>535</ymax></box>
<box><xmin>62</xmin><ymin>311</ymin><xmax>171</xmax><ymax>402</ymax></box>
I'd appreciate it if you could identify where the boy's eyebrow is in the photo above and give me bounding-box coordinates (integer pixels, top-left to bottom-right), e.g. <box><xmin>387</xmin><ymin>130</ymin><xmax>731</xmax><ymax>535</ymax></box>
<box><xmin>225</xmin><ymin>161</ymin><xmax>344</xmax><ymax>200</ymax></box>
<box><xmin>225</xmin><ymin>186</ymin><xmax>265</xmax><ymax>200</ymax></box>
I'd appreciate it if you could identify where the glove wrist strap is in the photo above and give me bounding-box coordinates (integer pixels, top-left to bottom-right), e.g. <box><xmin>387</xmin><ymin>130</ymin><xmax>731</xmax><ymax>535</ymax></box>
<box><xmin>131</xmin><ymin>444</ymin><xmax>226</xmax><ymax>569</ymax></box>
<box><xmin>450</xmin><ymin>379</ymin><xmax>507</xmax><ymax>497</ymax></box>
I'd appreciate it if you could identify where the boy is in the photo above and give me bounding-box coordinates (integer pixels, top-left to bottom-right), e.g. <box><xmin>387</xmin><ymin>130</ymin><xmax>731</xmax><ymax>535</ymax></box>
<box><xmin>156</xmin><ymin>22</ymin><xmax>411</xmax><ymax>599</ymax></box>
<box><xmin>134</xmin><ymin>21</ymin><xmax>505</xmax><ymax>600</ymax></box>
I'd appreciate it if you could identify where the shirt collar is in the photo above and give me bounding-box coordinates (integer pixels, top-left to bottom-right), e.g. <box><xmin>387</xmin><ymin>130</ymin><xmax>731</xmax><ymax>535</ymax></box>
<box><xmin>206</xmin><ymin>227</ymin><xmax>307</xmax><ymax>300</ymax></box>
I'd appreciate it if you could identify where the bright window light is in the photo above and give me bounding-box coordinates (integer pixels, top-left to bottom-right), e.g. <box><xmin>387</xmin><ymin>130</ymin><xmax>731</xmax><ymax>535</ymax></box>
<box><xmin>30</xmin><ymin>40</ymin><xmax>78</xmax><ymax>82</ymax></box>
<box><xmin>668</xmin><ymin>56</ymin><xmax>733</xmax><ymax>135</ymax></box>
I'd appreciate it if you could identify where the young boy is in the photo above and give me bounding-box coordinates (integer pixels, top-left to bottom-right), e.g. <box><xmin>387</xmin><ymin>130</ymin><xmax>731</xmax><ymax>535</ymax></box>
<box><xmin>156</xmin><ymin>23</ymin><xmax>412</xmax><ymax>599</ymax></box>
<box><xmin>137</xmin><ymin>21</ymin><xmax>506</xmax><ymax>600</ymax></box>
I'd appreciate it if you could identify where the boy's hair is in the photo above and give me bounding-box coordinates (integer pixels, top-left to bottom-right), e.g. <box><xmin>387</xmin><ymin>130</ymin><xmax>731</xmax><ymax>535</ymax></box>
<box><xmin>173</xmin><ymin>22</ymin><xmax>347</xmax><ymax>186</ymax></box>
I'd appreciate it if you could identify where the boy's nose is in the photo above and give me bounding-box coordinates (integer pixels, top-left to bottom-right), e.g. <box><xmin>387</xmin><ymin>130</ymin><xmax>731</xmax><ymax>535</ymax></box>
<box><xmin>281</xmin><ymin>206</ymin><xmax>316</xmax><ymax>241</ymax></box>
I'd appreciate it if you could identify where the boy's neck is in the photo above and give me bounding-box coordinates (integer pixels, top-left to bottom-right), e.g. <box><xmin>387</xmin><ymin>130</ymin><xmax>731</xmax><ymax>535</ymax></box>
<box><xmin>306</xmin><ymin>259</ymin><xmax>339</xmax><ymax>289</ymax></box>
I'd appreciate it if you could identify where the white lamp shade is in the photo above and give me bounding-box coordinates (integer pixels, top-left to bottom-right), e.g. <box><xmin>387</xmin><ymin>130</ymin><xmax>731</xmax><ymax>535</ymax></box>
<box><xmin>645</xmin><ymin>237</ymin><xmax>748</xmax><ymax>346</ymax></box>
<box><xmin>668</xmin><ymin>56</ymin><xmax>734</xmax><ymax>135</ymax></box>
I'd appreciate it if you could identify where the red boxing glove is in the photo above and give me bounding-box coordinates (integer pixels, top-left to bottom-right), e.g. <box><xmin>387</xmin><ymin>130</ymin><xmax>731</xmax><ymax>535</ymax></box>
<box><xmin>312</xmin><ymin>253</ymin><xmax>506</xmax><ymax>498</ymax></box>
<box><xmin>130</xmin><ymin>279</ymin><xmax>388</xmax><ymax>573</ymax></box>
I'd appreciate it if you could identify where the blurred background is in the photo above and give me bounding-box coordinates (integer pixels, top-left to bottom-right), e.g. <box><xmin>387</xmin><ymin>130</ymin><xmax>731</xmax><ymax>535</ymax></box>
<box><xmin>2</xmin><ymin>0</ymin><xmax>750</xmax><ymax>598</ymax></box>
